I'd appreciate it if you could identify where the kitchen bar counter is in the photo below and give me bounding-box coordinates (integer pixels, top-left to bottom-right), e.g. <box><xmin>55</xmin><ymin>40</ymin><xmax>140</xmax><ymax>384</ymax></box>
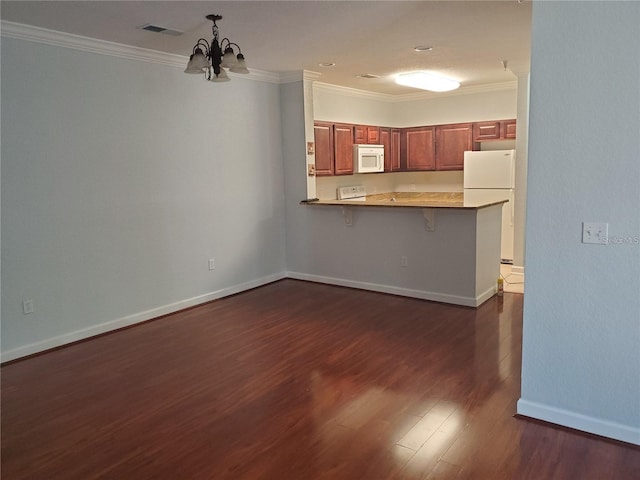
<box><xmin>299</xmin><ymin>190</ymin><xmax>505</xmax><ymax>307</ymax></box>
<box><xmin>302</xmin><ymin>191</ymin><xmax>508</xmax><ymax>209</ymax></box>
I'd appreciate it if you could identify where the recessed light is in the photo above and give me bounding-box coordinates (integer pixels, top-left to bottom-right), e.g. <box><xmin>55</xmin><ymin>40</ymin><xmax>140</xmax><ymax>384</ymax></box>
<box><xmin>318</xmin><ymin>62</ymin><xmax>336</xmax><ymax>67</ymax></box>
<box><xmin>413</xmin><ymin>45</ymin><xmax>433</xmax><ymax>52</ymax></box>
<box><xmin>356</xmin><ymin>74</ymin><xmax>380</xmax><ymax>79</ymax></box>
<box><xmin>395</xmin><ymin>71</ymin><xmax>460</xmax><ymax>92</ymax></box>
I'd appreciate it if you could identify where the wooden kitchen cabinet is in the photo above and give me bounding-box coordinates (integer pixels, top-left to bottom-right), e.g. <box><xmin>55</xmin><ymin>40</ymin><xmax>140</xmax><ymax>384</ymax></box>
<box><xmin>367</xmin><ymin>126</ymin><xmax>380</xmax><ymax>144</ymax></box>
<box><xmin>402</xmin><ymin>126</ymin><xmax>436</xmax><ymax>171</ymax></box>
<box><xmin>333</xmin><ymin>123</ymin><xmax>354</xmax><ymax>175</ymax></box>
<box><xmin>390</xmin><ymin>129</ymin><xmax>401</xmax><ymax>171</ymax></box>
<box><xmin>473</xmin><ymin>119</ymin><xmax>517</xmax><ymax>141</ymax></box>
<box><xmin>435</xmin><ymin>123</ymin><xmax>474</xmax><ymax>170</ymax></box>
<box><xmin>313</xmin><ymin>122</ymin><xmax>334</xmax><ymax>176</ymax></box>
<box><xmin>316</xmin><ymin>118</ymin><xmax>513</xmax><ymax>176</ymax></box>
<box><xmin>380</xmin><ymin>127</ymin><xmax>390</xmax><ymax>168</ymax></box>
<box><xmin>503</xmin><ymin>119</ymin><xmax>517</xmax><ymax>139</ymax></box>
<box><xmin>380</xmin><ymin>127</ymin><xmax>401</xmax><ymax>172</ymax></box>
<box><xmin>313</xmin><ymin>122</ymin><xmax>353</xmax><ymax>176</ymax></box>
<box><xmin>354</xmin><ymin>125</ymin><xmax>380</xmax><ymax>145</ymax></box>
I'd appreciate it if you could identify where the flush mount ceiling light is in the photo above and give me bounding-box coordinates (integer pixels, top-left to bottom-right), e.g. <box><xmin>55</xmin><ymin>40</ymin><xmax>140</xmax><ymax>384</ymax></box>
<box><xmin>184</xmin><ymin>14</ymin><xmax>249</xmax><ymax>83</ymax></box>
<box><xmin>395</xmin><ymin>71</ymin><xmax>460</xmax><ymax>92</ymax></box>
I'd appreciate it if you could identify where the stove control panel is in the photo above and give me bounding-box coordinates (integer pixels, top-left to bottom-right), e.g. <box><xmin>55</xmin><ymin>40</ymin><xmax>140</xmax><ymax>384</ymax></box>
<box><xmin>337</xmin><ymin>185</ymin><xmax>366</xmax><ymax>200</ymax></box>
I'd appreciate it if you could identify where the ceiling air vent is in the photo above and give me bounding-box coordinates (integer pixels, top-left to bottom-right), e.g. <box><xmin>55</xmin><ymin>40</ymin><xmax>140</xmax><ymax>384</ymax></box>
<box><xmin>356</xmin><ymin>74</ymin><xmax>380</xmax><ymax>79</ymax></box>
<box><xmin>139</xmin><ymin>24</ymin><xmax>183</xmax><ymax>36</ymax></box>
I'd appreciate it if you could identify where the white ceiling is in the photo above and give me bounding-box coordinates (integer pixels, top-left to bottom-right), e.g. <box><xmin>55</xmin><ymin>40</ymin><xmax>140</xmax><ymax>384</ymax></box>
<box><xmin>0</xmin><ymin>1</ymin><xmax>532</xmax><ymax>95</ymax></box>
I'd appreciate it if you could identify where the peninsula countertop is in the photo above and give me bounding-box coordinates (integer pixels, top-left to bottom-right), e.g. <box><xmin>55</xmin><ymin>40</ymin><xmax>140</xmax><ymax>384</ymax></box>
<box><xmin>302</xmin><ymin>192</ymin><xmax>509</xmax><ymax>209</ymax></box>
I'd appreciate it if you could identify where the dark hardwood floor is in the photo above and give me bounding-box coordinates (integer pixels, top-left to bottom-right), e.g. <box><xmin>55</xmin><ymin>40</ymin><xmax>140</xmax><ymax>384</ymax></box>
<box><xmin>2</xmin><ymin>280</ymin><xmax>638</xmax><ymax>479</ymax></box>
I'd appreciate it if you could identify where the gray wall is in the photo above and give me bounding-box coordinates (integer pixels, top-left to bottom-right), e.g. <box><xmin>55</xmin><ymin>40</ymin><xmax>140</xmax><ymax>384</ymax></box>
<box><xmin>1</xmin><ymin>37</ymin><xmax>287</xmax><ymax>359</ymax></box>
<box><xmin>519</xmin><ymin>1</ymin><xmax>640</xmax><ymax>444</ymax></box>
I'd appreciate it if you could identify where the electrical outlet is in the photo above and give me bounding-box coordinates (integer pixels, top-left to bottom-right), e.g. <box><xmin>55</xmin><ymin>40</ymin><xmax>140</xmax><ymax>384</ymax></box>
<box><xmin>582</xmin><ymin>222</ymin><xmax>609</xmax><ymax>244</ymax></box>
<box><xmin>22</xmin><ymin>299</ymin><xmax>34</xmax><ymax>315</ymax></box>
<box><xmin>401</xmin><ymin>256</ymin><xmax>408</xmax><ymax>267</ymax></box>
<box><xmin>208</xmin><ymin>258</ymin><xmax>216</xmax><ymax>270</ymax></box>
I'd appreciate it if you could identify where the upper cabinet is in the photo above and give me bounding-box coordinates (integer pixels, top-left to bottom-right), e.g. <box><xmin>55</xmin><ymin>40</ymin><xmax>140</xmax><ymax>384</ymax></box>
<box><xmin>380</xmin><ymin>127</ymin><xmax>401</xmax><ymax>172</ymax></box>
<box><xmin>313</xmin><ymin>122</ymin><xmax>334</xmax><ymax>176</ymax></box>
<box><xmin>313</xmin><ymin>122</ymin><xmax>354</xmax><ymax>176</ymax></box>
<box><xmin>314</xmin><ymin>118</ymin><xmax>513</xmax><ymax>176</ymax></box>
<box><xmin>402</xmin><ymin>127</ymin><xmax>436</xmax><ymax>171</ymax></box>
<box><xmin>503</xmin><ymin>119</ymin><xmax>517</xmax><ymax>139</ymax></box>
<box><xmin>435</xmin><ymin>123</ymin><xmax>475</xmax><ymax>171</ymax></box>
<box><xmin>401</xmin><ymin>123</ymin><xmax>474</xmax><ymax>171</ymax></box>
<box><xmin>333</xmin><ymin>124</ymin><xmax>354</xmax><ymax>175</ymax></box>
<box><xmin>354</xmin><ymin>125</ymin><xmax>380</xmax><ymax>145</ymax></box>
<box><xmin>473</xmin><ymin>119</ymin><xmax>517</xmax><ymax>142</ymax></box>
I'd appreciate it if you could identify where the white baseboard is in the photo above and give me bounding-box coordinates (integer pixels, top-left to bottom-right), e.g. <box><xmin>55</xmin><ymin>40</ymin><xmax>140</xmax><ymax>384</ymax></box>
<box><xmin>476</xmin><ymin>285</ymin><xmax>498</xmax><ymax>306</ymax></box>
<box><xmin>517</xmin><ymin>398</ymin><xmax>640</xmax><ymax>446</ymax></box>
<box><xmin>2</xmin><ymin>271</ymin><xmax>496</xmax><ymax>363</ymax></box>
<box><xmin>1</xmin><ymin>272</ymin><xmax>286</xmax><ymax>363</ymax></box>
<box><xmin>511</xmin><ymin>265</ymin><xmax>525</xmax><ymax>276</ymax></box>
<box><xmin>287</xmin><ymin>271</ymin><xmax>484</xmax><ymax>307</ymax></box>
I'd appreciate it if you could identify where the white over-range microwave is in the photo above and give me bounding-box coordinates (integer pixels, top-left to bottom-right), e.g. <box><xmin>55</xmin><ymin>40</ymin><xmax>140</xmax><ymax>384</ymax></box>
<box><xmin>353</xmin><ymin>144</ymin><xmax>384</xmax><ymax>173</ymax></box>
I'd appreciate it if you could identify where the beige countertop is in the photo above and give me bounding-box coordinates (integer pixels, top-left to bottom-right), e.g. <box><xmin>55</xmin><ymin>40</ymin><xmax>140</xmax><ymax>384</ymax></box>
<box><xmin>302</xmin><ymin>192</ymin><xmax>509</xmax><ymax>209</ymax></box>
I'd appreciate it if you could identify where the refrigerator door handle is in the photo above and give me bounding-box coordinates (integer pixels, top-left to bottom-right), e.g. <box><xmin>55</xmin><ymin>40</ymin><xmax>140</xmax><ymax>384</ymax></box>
<box><xmin>509</xmin><ymin>191</ymin><xmax>515</xmax><ymax>226</ymax></box>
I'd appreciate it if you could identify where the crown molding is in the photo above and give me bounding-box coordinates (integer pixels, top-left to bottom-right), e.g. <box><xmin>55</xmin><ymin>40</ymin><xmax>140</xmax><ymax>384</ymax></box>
<box><xmin>1</xmin><ymin>20</ymin><xmax>187</xmax><ymax>66</ymax></box>
<box><xmin>0</xmin><ymin>20</ymin><xmax>279</xmax><ymax>83</ymax></box>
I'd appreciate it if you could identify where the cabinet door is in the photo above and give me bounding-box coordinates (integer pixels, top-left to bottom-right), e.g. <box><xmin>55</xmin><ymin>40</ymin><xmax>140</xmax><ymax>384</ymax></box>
<box><xmin>503</xmin><ymin>119</ymin><xmax>517</xmax><ymax>139</ymax></box>
<box><xmin>473</xmin><ymin>121</ymin><xmax>501</xmax><ymax>141</ymax></box>
<box><xmin>403</xmin><ymin>127</ymin><xmax>436</xmax><ymax>171</ymax></box>
<box><xmin>355</xmin><ymin>125</ymin><xmax>380</xmax><ymax>144</ymax></box>
<box><xmin>333</xmin><ymin>123</ymin><xmax>354</xmax><ymax>175</ymax></box>
<box><xmin>354</xmin><ymin>125</ymin><xmax>367</xmax><ymax>144</ymax></box>
<box><xmin>367</xmin><ymin>127</ymin><xmax>380</xmax><ymax>144</ymax></box>
<box><xmin>390</xmin><ymin>129</ymin><xmax>401</xmax><ymax>171</ymax></box>
<box><xmin>473</xmin><ymin>119</ymin><xmax>517</xmax><ymax>141</ymax></box>
<box><xmin>380</xmin><ymin>128</ymin><xmax>391</xmax><ymax>171</ymax></box>
<box><xmin>314</xmin><ymin>122</ymin><xmax>334</xmax><ymax>176</ymax></box>
<box><xmin>436</xmin><ymin>123</ymin><xmax>474</xmax><ymax>171</ymax></box>
<box><xmin>380</xmin><ymin>128</ymin><xmax>400</xmax><ymax>172</ymax></box>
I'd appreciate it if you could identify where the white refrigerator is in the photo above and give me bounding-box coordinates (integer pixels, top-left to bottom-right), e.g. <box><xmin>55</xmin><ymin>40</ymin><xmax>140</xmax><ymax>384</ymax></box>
<box><xmin>463</xmin><ymin>149</ymin><xmax>516</xmax><ymax>263</ymax></box>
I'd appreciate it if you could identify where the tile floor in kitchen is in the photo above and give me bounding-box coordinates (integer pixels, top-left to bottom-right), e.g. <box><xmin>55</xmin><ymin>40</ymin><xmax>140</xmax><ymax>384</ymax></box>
<box><xmin>500</xmin><ymin>263</ymin><xmax>524</xmax><ymax>294</ymax></box>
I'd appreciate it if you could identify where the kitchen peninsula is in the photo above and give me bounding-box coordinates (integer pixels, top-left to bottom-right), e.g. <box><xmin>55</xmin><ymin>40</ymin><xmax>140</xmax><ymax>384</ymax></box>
<box><xmin>306</xmin><ymin>191</ymin><xmax>506</xmax><ymax>209</ymax></box>
<box><xmin>301</xmin><ymin>191</ymin><xmax>507</xmax><ymax>307</ymax></box>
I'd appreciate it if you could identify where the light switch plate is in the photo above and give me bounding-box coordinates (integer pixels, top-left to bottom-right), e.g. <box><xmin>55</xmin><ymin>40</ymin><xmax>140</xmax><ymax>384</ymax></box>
<box><xmin>582</xmin><ymin>222</ymin><xmax>608</xmax><ymax>244</ymax></box>
<box><xmin>22</xmin><ymin>299</ymin><xmax>34</xmax><ymax>314</ymax></box>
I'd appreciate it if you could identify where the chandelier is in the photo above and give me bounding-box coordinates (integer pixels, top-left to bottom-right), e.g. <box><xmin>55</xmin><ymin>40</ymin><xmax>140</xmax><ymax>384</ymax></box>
<box><xmin>184</xmin><ymin>14</ymin><xmax>249</xmax><ymax>82</ymax></box>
